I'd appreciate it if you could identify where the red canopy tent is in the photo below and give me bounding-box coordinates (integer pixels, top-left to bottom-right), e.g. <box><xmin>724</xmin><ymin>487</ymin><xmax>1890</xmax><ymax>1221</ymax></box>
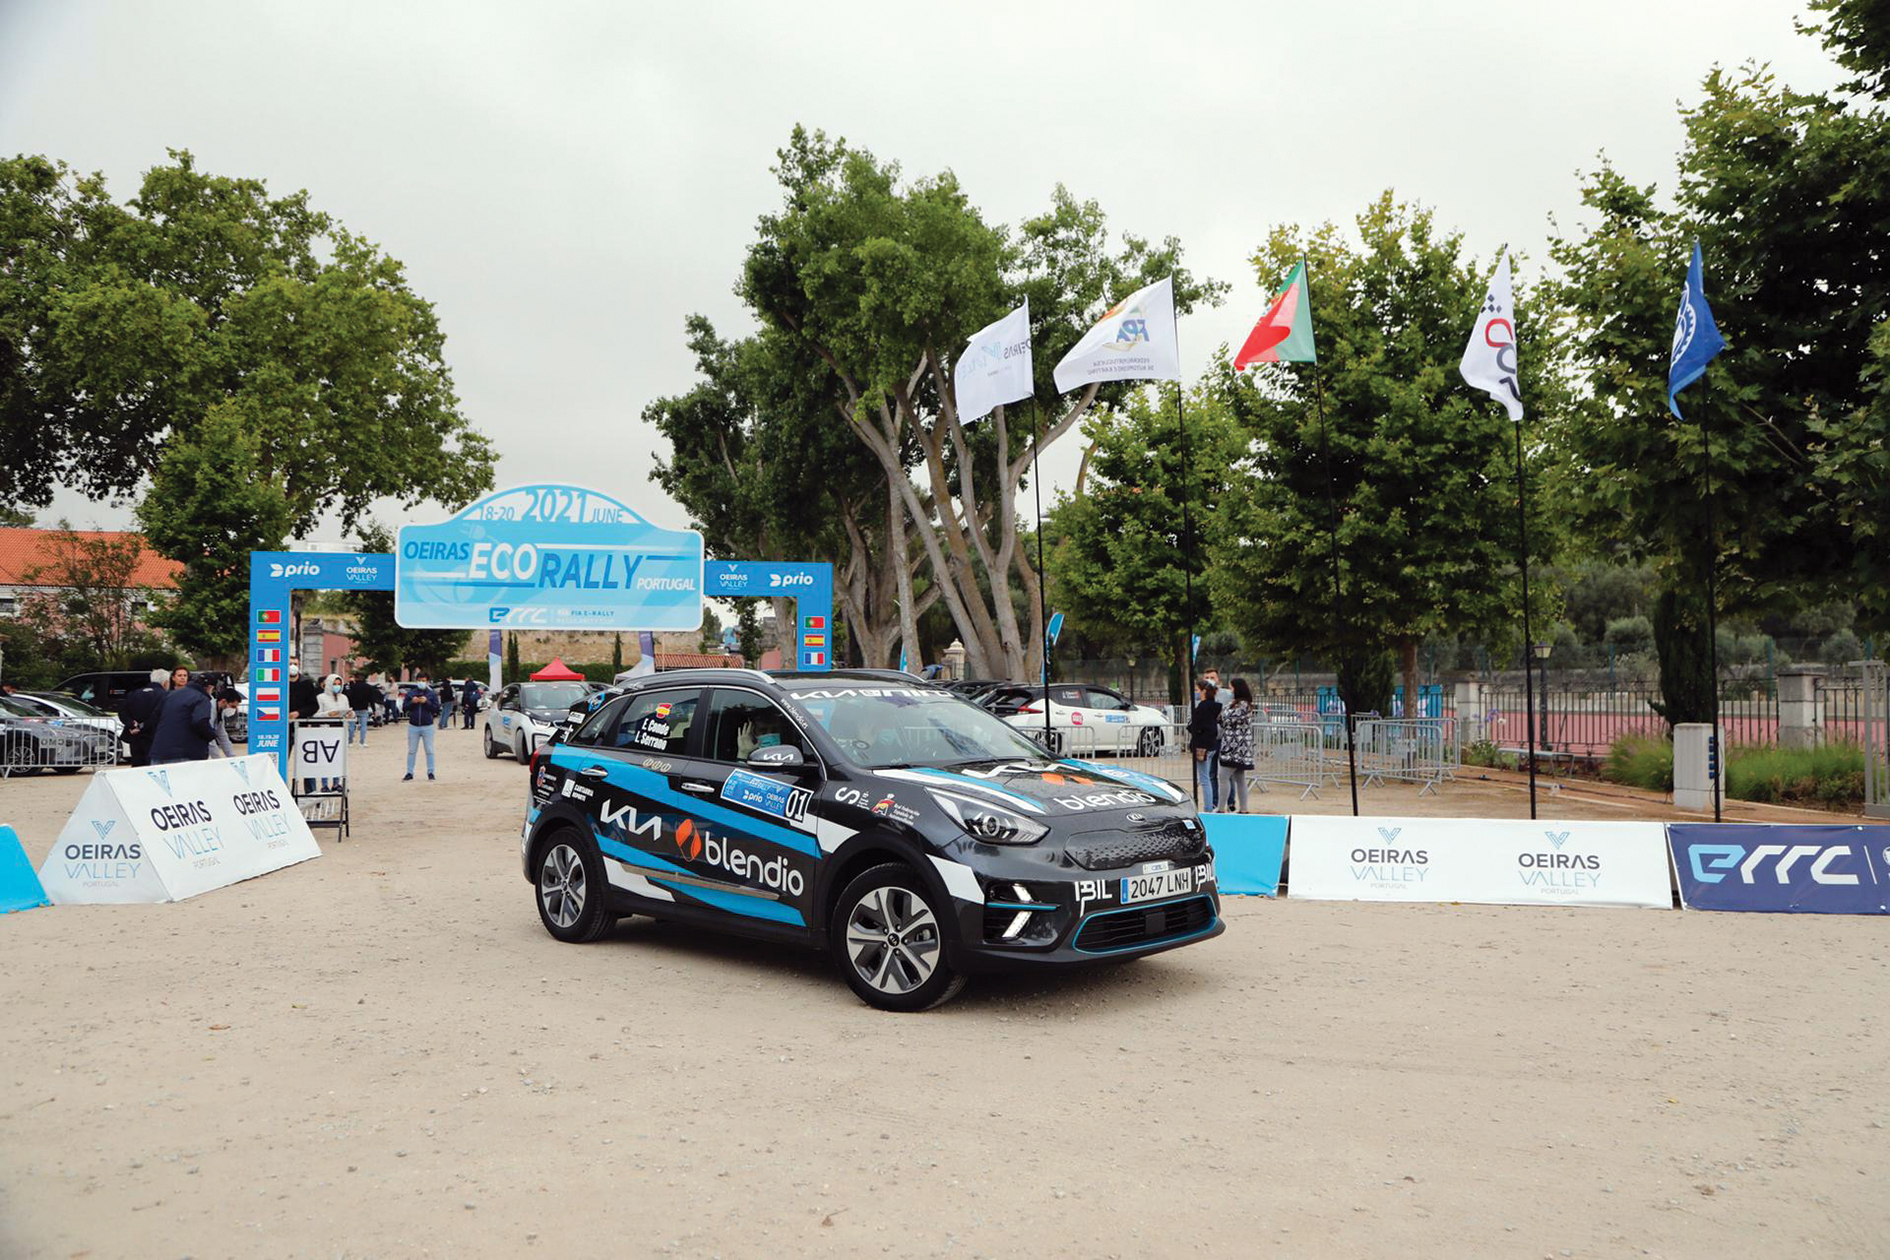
<box><xmin>529</xmin><ymin>657</ymin><xmax>585</xmax><ymax>681</ymax></box>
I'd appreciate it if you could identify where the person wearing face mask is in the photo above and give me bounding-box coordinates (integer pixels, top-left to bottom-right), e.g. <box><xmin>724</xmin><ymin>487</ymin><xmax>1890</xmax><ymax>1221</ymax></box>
<box><xmin>311</xmin><ymin>675</ymin><xmax>350</xmax><ymax>793</ymax></box>
<box><xmin>209</xmin><ymin>687</ymin><xmax>245</xmax><ymax>758</ymax></box>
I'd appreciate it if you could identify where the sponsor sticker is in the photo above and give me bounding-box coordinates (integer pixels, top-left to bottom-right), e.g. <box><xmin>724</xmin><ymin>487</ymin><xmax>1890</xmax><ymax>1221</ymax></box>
<box><xmin>721</xmin><ymin>769</ymin><xmax>813</xmax><ymax>827</ymax></box>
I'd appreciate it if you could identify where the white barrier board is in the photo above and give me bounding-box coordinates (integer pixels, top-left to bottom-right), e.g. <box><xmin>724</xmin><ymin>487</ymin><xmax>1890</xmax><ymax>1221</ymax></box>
<box><xmin>37</xmin><ymin>754</ymin><xmax>321</xmax><ymax>904</ymax></box>
<box><xmin>1288</xmin><ymin>816</ymin><xmax>1672</xmax><ymax>909</ymax></box>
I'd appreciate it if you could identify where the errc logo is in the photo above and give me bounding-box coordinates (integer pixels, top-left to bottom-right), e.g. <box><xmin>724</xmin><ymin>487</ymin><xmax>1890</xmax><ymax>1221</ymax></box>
<box><xmin>1689</xmin><ymin>843</ymin><xmax>1860</xmax><ymax>886</ymax></box>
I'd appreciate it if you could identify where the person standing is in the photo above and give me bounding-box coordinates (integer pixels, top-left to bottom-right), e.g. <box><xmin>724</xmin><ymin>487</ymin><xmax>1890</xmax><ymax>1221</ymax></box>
<box><xmin>120</xmin><ymin>668</ymin><xmax>169</xmax><ymax>767</ymax></box>
<box><xmin>1188</xmin><ymin>678</ymin><xmax>1222</xmax><ymax>812</ymax></box>
<box><xmin>148</xmin><ymin>673</ymin><xmax>217</xmax><ymax>765</ymax></box>
<box><xmin>1218</xmin><ymin>678</ymin><xmax>1255</xmax><ymax>814</ymax></box>
<box><xmin>209</xmin><ymin>688</ymin><xmax>244</xmax><ymax>758</ymax></box>
<box><xmin>403</xmin><ymin>671</ymin><xmax>441</xmax><ymax>782</ymax></box>
<box><xmin>168</xmin><ymin>664</ymin><xmax>191</xmax><ymax>692</ymax></box>
<box><xmin>460</xmin><ymin>679</ymin><xmax>482</xmax><ymax>729</ymax></box>
<box><xmin>288</xmin><ymin>663</ymin><xmax>319</xmax><ymax>719</ymax></box>
<box><xmin>344</xmin><ymin>671</ymin><xmax>378</xmax><ymax>746</ymax></box>
<box><xmin>438</xmin><ymin>677</ymin><xmax>459</xmax><ymax>731</ymax></box>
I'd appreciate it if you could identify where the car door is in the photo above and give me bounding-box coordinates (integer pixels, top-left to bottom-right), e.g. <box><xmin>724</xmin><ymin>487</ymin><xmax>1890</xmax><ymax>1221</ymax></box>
<box><xmin>685</xmin><ymin>686</ymin><xmax>823</xmax><ymax>929</ymax></box>
<box><xmin>1083</xmin><ymin>687</ymin><xmax>1138</xmax><ymax>753</ymax></box>
<box><xmin>555</xmin><ymin>686</ymin><xmax>708</xmax><ymax>908</ymax></box>
<box><xmin>1047</xmin><ymin>685</ymin><xmax>1089</xmax><ymax>750</ymax></box>
<box><xmin>492</xmin><ymin>685</ymin><xmax>522</xmax><ymax>748</ymax></box>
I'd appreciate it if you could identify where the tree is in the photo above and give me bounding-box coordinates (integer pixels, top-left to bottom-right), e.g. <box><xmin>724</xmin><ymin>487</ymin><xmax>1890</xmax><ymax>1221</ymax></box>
<box><xmin>734</xmin><ymin>600</ymin><xmax>763</xmax><ymax>665</ymax></box>
<box><xmin>1801</xmin><ymin>0</ymin><xmax>1890</xmax><ymax>99</ymax></box>
<box><xmin>1212</xmin><ymin>195</ymin><xmax>1555</xmax><ymax>712</ymax></box>
<box><xmin>0</xmin><ymin>504</ymin><xmax>33</xmax><ymax>527</ymax></box>
<box><xmin>1053</xmin><ymin>384</ymin><xmax>1245</xmax><ymax>701</ymax></box>
<box><xmin>0</xmin><ymin>151</ymin><xmax>495</xmax><ymax>525</ymax></box>
<box><xmin>342</xmin><ymin>522</ymin><xmax>409</xmax><ymax>675</ymax></box>
<box><xmin>19</xmin><ymin>521</ymin><xmax>160</xmax><ymax>668</ymax></box>
<box><xmin>506</xmin><ymin>632</ymin><xmax>520</xmax><ymax>684</ymax></box>
<box><xmin>648</xmin><ymin>316</ymin><xmax>927</xmax><ymax>666</ymax></box>
<box><xmin>737</xmin><ymin>127</ymin><xmax>1224</xmax><ymax>678</ymax></box>
<box><xmin>611</xmin><ymin>633</ymin><xmax>623</xmax><ymax>673</ymax></box>
<box><xmin>137</xmin><ymin>406</ymin><xmax>293</xmax><ymax>663</ymax></box>
<box><xmin>698</xmin><ymin>605</ymin><xmax>724</xmax><ymax>655</ymax></box>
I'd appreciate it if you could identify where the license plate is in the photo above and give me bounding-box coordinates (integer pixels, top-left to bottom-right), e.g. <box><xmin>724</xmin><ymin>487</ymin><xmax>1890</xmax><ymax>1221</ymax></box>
<box><xmin>1121</xmin><ymin>868</ymin><xmax>1193</xmax><ymax>903</ymax></box>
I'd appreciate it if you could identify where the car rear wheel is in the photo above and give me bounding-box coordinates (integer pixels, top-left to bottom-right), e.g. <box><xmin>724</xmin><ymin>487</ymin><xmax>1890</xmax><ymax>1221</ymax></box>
<box><xmin>1136</xmin><ymin>726</ymin><xmax>1163</xmax><ymax>758</ymax></box>
<box><xmin>830</xmin><ymin>863</ymin><xmax>965</xmax><ymax>1012</ymax></box>
<box><xmin>534</xmin><ymin>830</ymin><xmax>616</xmax><ymax>944</ymax></box>
<box><xmin>514</xmin><ymin>735</ymin><xmax>528</xmax><ymax>764</ymax></box>
<box><xmin>482</xmin><ymin>725</ymin><xmax>499</xmax><ymax>759</ymax></box>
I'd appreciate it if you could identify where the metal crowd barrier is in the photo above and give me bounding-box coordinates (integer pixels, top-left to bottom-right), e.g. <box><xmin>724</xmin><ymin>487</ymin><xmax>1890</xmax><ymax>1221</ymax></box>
<box><xmin>1</xmin><ymin>720</ymin><xmax>119</xmax><ymax>778</ymax></box>
<box><xmin>1354</xmin><ymin>717</ymin><xmax>1460</xmax><ymax>795</ymax></box>
<box><xmin>1249</xmin><ymin>721</ymin><xmax>1332</xmax><ymax>800</ymax></box>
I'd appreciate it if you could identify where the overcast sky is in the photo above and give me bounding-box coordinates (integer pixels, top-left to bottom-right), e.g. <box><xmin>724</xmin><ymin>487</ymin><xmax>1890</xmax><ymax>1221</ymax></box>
<box><xmin>0</xmin><ymin>0</ymin><xmax>1842</xmax><ymax>547</ymax></box>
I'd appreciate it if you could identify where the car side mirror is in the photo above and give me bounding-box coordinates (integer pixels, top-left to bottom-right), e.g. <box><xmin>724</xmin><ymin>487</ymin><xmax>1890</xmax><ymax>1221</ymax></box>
<box><xmin>748</xmin><ymin>744</ymin><xmax>805</xmax><ymax>770</ymax></box>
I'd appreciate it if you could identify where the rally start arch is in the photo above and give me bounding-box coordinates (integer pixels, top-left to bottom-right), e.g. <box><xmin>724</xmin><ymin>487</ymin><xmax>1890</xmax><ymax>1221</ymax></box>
<box><xmin>248</xmin><ymin>486</ymin><xmax>832</xmax><ymax>779</ymax></box>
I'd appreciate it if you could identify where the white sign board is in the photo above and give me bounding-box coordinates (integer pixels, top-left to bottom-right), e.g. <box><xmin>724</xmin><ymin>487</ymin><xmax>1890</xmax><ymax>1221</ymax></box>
<box><xmin>293</xmin><ymin>720</ymin><xmax>348</xmax><ymax>786</ymax></box>
<box><xmin>37</xmin><ymin>754</ymin><xmax>321</xmax><ymax>904</ymax></box>
<box><xmin>1287</xmin><ymin>816</ymin><xmax>1672</xmax><ymax>909</ymax></box>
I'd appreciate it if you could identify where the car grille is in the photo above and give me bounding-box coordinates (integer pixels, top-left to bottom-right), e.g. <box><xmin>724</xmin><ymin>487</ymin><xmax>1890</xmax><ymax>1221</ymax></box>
<box><xmin>1064</xmin><ymin>821</ymin><xmax>1205</xmax><ymax>871</ymax></box>
<box><xmin>1073</xmin><ymin>896</ymin><xmax>1215</xmax><ymax>953</ymax></box>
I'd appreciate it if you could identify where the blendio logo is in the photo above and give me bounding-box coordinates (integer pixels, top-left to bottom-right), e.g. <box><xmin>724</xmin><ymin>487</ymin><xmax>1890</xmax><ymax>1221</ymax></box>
<box><xmin>599</xmin><ymin>801</ymin><xmax>803</xmax><ymax>897</ymax></box>
<box><xmin>1053</xmin><ymin>790</ymin><xmax>1155</xmax><ymax>811</ymax></box>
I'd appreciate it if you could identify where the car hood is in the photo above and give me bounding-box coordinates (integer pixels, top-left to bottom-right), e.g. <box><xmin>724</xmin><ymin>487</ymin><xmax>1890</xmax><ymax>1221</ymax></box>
<box><xmin>875</xmin><ymin>759</ymin><xmax>1190</xmax><ymax>826</ymax></box>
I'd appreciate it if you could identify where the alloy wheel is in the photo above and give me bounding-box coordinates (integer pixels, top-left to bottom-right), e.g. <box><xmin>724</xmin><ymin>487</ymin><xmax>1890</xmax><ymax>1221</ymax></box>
<box><xmin>844</xmin><ymin>885</ymin><xmax>941</xmax><ymax>995</ymax></box>
<box><xmin>540</xmin><ymin>843</ymin><xmax>586</xmax><ymax>929</ymax></box>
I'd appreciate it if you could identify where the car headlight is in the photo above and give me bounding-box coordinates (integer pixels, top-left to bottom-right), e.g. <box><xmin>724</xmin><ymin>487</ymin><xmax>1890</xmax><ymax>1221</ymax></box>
<box><xmin>927</xmin><ymin>790</ymin><xmax>1049</xmax><ymax>846</ymax></box>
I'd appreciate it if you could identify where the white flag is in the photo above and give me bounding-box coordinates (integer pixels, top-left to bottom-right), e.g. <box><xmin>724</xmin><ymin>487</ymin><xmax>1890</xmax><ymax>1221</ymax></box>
<box><xmin>1052</xmin><ymin>275</ymin><xmax>1180</xmax><ymax>394</ymax></box>
<box><xmin>1459</xmin><ymin>253</ymin><xmax>1522</xmax><ymax>421</ymax></box>
<box><xmin>953</xmin><ymin>299</ymin><xmax>1034</xmax><ymax>424</ymax></box>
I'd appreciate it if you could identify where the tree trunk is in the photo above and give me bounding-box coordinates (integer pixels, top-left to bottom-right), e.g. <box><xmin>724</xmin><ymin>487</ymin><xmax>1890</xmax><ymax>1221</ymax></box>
<box><xmin>1400</xmin><ymin>638</ymin><xmax>1420</xmax><ymax>718</ymax></box>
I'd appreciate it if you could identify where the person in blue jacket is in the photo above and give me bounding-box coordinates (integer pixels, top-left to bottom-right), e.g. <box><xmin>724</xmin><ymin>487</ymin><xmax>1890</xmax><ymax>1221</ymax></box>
<box><xmin>148</xmin><ymin>674</ymin><xmax>218</xmax><ymax>765</ymax></box>
<box><xmin>403</xmin><ymin>671</ymin><xmax>441</xmax><ymax>782</ymax></box>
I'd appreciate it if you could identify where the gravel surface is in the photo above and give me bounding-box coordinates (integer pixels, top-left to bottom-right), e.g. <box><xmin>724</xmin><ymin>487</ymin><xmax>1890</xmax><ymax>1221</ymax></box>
<box><xmin>2</xmin><ymin>729</ymin><xmax>1885</xmax><ymax>1258</ymax></box>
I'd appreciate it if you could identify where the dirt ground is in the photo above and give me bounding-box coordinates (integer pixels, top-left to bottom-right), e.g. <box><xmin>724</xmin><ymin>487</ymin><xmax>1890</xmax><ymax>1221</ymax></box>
<box><xmin>2</xmin><ymin>731</ymin><xmax>1885</xmax><ymax>1259</ymax></box>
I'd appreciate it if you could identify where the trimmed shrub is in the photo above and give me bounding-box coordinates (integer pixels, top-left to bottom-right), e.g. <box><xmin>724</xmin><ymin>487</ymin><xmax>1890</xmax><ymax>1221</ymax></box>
<box><xmin>1725</xmin><ymin>744</ymin><xmax>1865</xmax><ymax>807</ymax></box>
<box><xmin>1603</xmin><ymin>733</ymin><xmax>1675</xmax><ymax>792</ymax></box>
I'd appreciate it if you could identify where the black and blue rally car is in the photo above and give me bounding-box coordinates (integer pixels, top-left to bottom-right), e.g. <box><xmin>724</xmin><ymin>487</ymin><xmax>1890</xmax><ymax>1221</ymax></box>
<box><xmin>522</xmin><ymin>669</ymin><xmax>1221</xmax><ymax>1010</ymax></box>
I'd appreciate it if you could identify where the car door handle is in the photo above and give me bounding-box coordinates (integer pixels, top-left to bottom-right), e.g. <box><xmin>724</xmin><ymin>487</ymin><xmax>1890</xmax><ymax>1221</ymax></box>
<box><xmin>680</xmin><ymin>781</ymin><xmax>716</xmax><ymax>795</ymax></box>
<box><xmin>578</xmin><ymin>766</ymin><xmax>610</xmax><ymax>779</ymax></box>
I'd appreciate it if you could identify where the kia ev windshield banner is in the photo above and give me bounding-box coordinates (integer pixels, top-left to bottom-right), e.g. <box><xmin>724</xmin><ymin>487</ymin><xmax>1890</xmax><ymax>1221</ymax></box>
<box><xmin>1668</xmin><ymin>823</ymin><xmax>1890</xmax><ymax>914</ymax></box>
<box><xmin>1288</xmin><ymin>816</ymin><xmax>1672</xmax><ymax>909</ymax></box>
<box><xmin>396</xmin><ymin>485</ymin><xmax>704</xmax><ymax>631</ymax></box>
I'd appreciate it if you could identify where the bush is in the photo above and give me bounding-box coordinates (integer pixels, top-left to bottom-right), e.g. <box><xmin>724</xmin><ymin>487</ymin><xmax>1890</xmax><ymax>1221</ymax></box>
<box><xmin>1726</xmin><ymin>744</ymin><xmax>1866</xmax><ymax>807</ymax></box>
<box><xmin>1603</xmin><ymin>615</ymin><xmax>1654</xmax><ymax>656</ymax></box>
<box><xmin>1604</xmin><ymin>733</ymin><xmax>1674</xmax><ymax>792</ymax></box>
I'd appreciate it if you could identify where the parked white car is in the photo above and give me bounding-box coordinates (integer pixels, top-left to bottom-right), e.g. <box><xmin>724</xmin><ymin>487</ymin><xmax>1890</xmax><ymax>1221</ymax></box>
<box><xmin>19</xmin><ymin>691</ymin><xmax>125</xmax><ymax>750</ymax></box>
<box><xmin>988</xmin><ymin>683</ymin><xmax>1169</xmax><ymax>757</ymax></box>
<box><xmin>482</xmin><ymin>680</ymin><xmax>599</xmax><ymax>763</ymax></box>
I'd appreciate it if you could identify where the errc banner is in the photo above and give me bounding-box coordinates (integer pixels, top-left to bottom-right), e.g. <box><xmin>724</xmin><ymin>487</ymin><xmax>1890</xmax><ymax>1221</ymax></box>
<box><xmin>1668</xmin><ymin>823</ymin><xmax>1889</xmax><ymax>914</ymax></box>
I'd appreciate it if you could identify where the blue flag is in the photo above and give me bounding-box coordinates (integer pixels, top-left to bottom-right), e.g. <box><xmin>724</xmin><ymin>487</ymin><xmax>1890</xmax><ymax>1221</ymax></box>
<box><xmin>1668</xmin><ymin>240</ymin><xmax>1726</xmax><ymax>418</ymax></box>
<box><xmin>1046</xmin><ymin>612</ymin><xmax>1064</xmax><ymax>646</ymax></box>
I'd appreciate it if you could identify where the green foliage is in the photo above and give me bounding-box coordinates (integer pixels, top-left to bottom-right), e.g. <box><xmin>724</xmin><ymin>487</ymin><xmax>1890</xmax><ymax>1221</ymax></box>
<box><xmin>1053</xmin><ymin>383</ymin><xmax>1242</xmax><ymax>658</ymax></box>
<box><xmin>0</xmin><ymin>504</ymin><xmax>34</xmax><ymax>527</ymax></box>
<box><xmin>698</xmin><ymin>605</ymin><xmax>724</xmax><ymax>655</ymax></box>
<box><xmin>1726</xmin><ymin>743</ymin><xmax>1866</xmax><ymax>806</ymax></box>
<box><xmin>610</xmin><ymin>633</ymin><xmax>623</xmax><ymax>673</ymax></box>
<box><xmin>1801</xmin><ymin>0</ymin><xmax>1890</xmax><ymax>99</ymax></box>
<box><xmin>1603</xmin><ymin>733</ymin><xmax>1676</xmax><ymax>792</ymax></box>
<box><xmin>1604</xmin><ymin>615</ymin><xmax>1654</xmax><ymax>656</ymax></box>
<box><xmin>0</xmin><ymin>151</ymin><xmax>494</xmax><ymax>524</ymax></box>
<box><xmin>506</xmin><ymin>633</ymin><xmax>520</xmax><ymax>684</ymax></box>
<box><xmin>734</xmin><ymin>601</ymin><xmax>763</xmax><ymax>665</ymax></box>
<box><xmin>18</xmin><ymin>521</ymin><xmax>162</xmax><ymax>668</ymax></box>
<box><xmin>137</xmin><ymin>405</ymin><xmax>292</xmax><ymax>662</ymax></box>
<box><xmin>1211</xmin><ymin>194</ymin><xmax>1556</xmax><ymax>711</ymax></box>
<box><xmin>1543</xmin><ymin>50</ymin><xmax>1890</xmax><ymax>632</ymax></box>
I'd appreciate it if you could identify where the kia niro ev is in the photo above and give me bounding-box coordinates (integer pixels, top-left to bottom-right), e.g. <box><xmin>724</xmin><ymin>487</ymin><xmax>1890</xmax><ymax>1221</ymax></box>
<box><xmin>521</xmin><ymin>670</ymin><xmax>1222</xmax><ymax>1011</ymax></box>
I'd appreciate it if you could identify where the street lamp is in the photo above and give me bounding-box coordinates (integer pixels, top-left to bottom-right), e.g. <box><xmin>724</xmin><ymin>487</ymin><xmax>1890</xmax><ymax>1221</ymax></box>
<box><xmin>1531</xmin><ymin>641</ymin><xmax>1551</xmax><ymax>754</ymax></box>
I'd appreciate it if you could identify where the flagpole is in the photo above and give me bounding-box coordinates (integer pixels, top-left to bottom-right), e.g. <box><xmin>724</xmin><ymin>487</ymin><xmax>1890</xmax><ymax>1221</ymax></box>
<box><xmin>1512</xmin><ymin>420</ymin><xmax>1540</xmax><ymax>820</ymax></box>
<box><xmin>1311</xmin><ymin>365</ymin><xmax>1360</xmax><ymax>817</ymax></box>
<box><xmin>1701</xmin><ymin>379</ymin><xmax>1723</xmax><ymax>823</ymax></box>
<box><xmin>1176</xmin><ymin>375</ymin><xmax>1199</xmax><ymax>806</ymax></box>
<box><xmin>1031</xmin><ymin>403</ymin><xmax>1054</xmax><ymax>755</ymax></box>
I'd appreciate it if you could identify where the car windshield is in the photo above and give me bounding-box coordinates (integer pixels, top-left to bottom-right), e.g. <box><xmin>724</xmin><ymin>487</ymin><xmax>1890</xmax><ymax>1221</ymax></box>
<box><xmin>0</xmin><ymin>695</ymin><xmax>43</xmax><ymax>718</ymax></box>
<box><xmin>781</xmin><ymin>682</ymin><xmax>1049</xmax><ymax>769</ymax></box>
<box><xmin>521</xmin><ymin>682</ymin><xmax>592</xmax><ymax>710</ymax></box>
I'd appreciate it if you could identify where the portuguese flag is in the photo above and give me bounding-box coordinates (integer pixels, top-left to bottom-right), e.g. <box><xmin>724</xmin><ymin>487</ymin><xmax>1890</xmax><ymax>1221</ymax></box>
<box><xmin>1234</xmin><ymin>260</ymin><xmax>1317</xmax><ymax>369</ymax></box>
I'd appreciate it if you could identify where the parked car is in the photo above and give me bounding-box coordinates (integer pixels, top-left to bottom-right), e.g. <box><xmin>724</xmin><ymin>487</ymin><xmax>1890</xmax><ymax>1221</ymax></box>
<box><xmin>982</xmin><ymin>683</ymin><xmax>1169</xmax><ymax>757</ymax></box>
<box><xmin>16</xmin><ymin>692</ymin><xmax>125</xmax><ymax>757</ymax></box>
<box><xmin>0</xmin><ymin>694</ymin><xmax>116</xmax><ymax>775</ymax></box>
<box><xmin>54</xmin><ymin>670</ymin><xmax>160</xmax><ymax>714</ymax></box>
<box><xmin>522</xmin><ymin>669</ymin><xmax>1219</xmax><ymax>1011</ymax></box>
<box><xmin>484</xmin><ymin>680</ymin><xmax>601</xmax><ymax>762</ymax></box>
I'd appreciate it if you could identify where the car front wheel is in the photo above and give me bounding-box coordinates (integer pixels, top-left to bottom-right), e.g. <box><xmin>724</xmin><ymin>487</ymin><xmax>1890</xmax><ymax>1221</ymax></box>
<box><xmin>830</xmin><ymin>863</ymin><xmax>965</xmax><ymax>1012</ymax></box>
<box><xmin>1136</xmin><ymin>726</ymin><xmax>1163</xmax><ymax>757</ymax></box>
<box><xmin>483</xmin><ymin>725</ymin><xmax>499</xmax><ymax>759</ymax></box>
<box><xmin>534</xmin><ymin>830</ymin><xmax>616</xmax><ymax>943</ymax></box>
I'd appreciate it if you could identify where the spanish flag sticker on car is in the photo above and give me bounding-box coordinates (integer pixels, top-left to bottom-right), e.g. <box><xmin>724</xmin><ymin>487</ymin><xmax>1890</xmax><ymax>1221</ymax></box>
<box><xmin>655</xmin><ymin>703</ymin><xmax>672</xmax><ymax>718</ymax></box>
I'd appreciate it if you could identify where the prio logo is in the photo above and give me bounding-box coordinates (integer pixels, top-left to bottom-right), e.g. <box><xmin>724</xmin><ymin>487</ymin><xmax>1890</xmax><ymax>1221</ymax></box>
<box><xmin>1688</xmin><ymin>843</ymin><xmax>1862</xmax><ymax>886</ymax></box>
<box><xmin>268</xmin><ymin>561</ymin><xmax>321</xmax><ymax>578</ymax></box>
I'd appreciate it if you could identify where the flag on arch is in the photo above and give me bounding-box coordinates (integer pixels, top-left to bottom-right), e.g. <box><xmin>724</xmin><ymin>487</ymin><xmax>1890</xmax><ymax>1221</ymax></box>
<box><xmin>1459</xmin><ymin>252</ymin><xmax>1523</xmax><ymax>421</ymax></box>
<box><xmin>1234</xmin><ymin>261</ymin><xmax>1317</xmax><ymax>369</ymax></box>
<box><xmin>1052</xmin><ymin>276</ymin><xmax>1180</xmax><ymax>393</ymax></box>
<box><xmin>1668</xmin><ymin>240</ymin><xmax>1726</xmax><ymax>418</ymax></box>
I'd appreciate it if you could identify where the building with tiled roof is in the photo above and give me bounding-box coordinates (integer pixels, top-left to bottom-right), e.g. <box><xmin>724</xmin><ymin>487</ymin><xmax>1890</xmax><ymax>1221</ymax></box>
<box><xmin>0</xmin><ymin>527</ymin><xmax>180</xmax><ymax>619</ymax></box>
